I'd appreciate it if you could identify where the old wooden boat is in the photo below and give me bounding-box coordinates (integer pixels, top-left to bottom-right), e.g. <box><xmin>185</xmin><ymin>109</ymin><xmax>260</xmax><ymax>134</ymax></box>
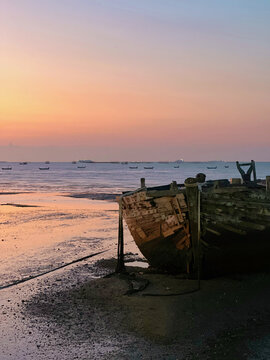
<box><xmin>39</xmin><ymin>167</ymin><xmax>50</xmax><ymax>170</ymax></box>
<box><xmin>120</xmin><ymin>161</ymin><xmax>270</xmax><ymax>277</ymax></box>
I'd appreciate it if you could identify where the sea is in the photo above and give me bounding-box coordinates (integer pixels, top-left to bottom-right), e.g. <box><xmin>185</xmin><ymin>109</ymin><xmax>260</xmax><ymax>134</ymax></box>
<box><xmin>1</xmin><ymin>161</ymin><xmax>270</xmax><ymax>288</ymax></box>
<box><xmin>1</xmin><ymin>161</ymin><xmax>270</xmax><ymax>194</ymax></box>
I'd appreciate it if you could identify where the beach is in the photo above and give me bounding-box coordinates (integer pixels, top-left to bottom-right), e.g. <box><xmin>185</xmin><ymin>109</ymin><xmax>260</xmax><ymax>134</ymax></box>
<box><xmin>3</xmin><ymin>0</ymin><xmax>270</xmax><ymax>356</ymax></box>
<box><xmin>3</xmin><ymin>0</ymin><xmax>270</xmax><ymax>357</ymax></box>
<box><xmin>1</xmin><ymin>257</ymin><xmax>270</xmax><ymax>359</ymax></box>
<box><xmin>0</xmin><ymin>163</ymin><xmax>270</xmax><ymax>359</ymax></box>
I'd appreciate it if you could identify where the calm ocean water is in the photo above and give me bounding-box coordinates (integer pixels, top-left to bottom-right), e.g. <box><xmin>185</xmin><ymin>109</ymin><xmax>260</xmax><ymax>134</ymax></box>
<box><xmin>1</xmin><ymin>161</ymin><xmax>270</xmax><ymax>194</ymax></box>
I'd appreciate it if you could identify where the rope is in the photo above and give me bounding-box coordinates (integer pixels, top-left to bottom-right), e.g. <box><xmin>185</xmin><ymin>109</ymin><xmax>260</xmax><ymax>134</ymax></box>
<box><xmin>0</xmin><ymin>250</ymin><xmax>107</xmax><ymax>291</ymax></box>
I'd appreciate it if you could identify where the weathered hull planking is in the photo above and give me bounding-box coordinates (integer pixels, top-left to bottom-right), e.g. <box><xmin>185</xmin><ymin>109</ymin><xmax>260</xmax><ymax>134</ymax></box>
<box><xmin>122</xmin><ymin>182</ymin><xmax>270</xmax><ymax>277</ymax></box>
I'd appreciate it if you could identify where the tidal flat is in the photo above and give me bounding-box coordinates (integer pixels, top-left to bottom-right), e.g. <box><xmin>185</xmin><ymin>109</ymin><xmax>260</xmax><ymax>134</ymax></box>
<box><xmin>0</xmin><ymin>192</ymin><xmax>269</xmax><ymax>359</ymax></box>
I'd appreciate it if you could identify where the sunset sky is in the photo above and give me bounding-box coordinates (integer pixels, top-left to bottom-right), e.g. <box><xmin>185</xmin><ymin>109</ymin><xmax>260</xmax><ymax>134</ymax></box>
<box><xmin>1</xmin><ymin>0</ymin><xmax>270</xmax><ymax>161</ymax></box>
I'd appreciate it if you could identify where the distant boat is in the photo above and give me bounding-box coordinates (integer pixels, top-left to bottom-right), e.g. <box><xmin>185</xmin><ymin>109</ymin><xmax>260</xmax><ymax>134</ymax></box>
<box><xmin>77</xmin><ymin>166</ymin><xmax>86</xmax><ymax>169</ymax></box>
<box><xmin>121</xmin><ymin>162</ymin><xmax>128</xmax><ymax>164</ymax></box>
<box><xmin>45</xmin><ymin>161</ymin><xmax>50</xmax><ymax>164</ymax></box>
<box><xmin>129</xmin><ymin>166</ymin><xmax>138</xmax><ymax>169</ymax></box>
<box><xmin>144</xmin><ymin>166</ymin><xmax>154</xmax><ymax>169</ymax></box>
<box><xmin>19</xmin><ymin>162</ymin><xmax>28</xmax><ymax>165</ymax></box>
<box><xmin>224</xmin><ymin>165</ymin><xmax>229</xmax><ymax>168</ymax></box>
<box><xmin>2</xmin><ymin>167</ymin><xmax>12</xmax><ymax>170</ymax></box>
<box><xmin>174</xmin><ymin>165</ymin><xmax>179</xmax><ymax>168</ymax></box>
<box><xmin>39</xmin><ymin>167</ymin><xmax>49</xmax><ymax>170</ymax></box>
<box><xmin>78</xmin><ymin>160</ymin><xmax>94</xmax><ymax>163</ymax></box>
<box><xmin>72</xmin><ymin>161</ymin><xmax>77</xmax><ymax>164</ymax></box>
<box><xmin>207</xmin><ymin>166</ymin><xmax>217</xmax><ymax>169</ymax></box>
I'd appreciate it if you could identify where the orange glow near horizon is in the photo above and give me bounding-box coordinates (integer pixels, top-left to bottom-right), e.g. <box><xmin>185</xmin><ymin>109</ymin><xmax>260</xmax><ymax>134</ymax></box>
<box><xmin>1</xmin><ymin>1</ymin><xmax>270</xmax><ymax>160</ymax></box>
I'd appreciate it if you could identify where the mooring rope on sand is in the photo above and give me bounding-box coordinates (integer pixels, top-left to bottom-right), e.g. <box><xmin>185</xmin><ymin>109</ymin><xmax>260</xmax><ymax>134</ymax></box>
<box><xmin>0</xmin><ymin>250</ymin><xmax>107</xmax><ymax>290</ymax></box>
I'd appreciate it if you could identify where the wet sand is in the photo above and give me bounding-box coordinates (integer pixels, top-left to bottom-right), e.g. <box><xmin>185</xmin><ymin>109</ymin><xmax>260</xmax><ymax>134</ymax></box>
<box><xmin>65</xmin><ymin>192</ymin><xmax>119</xmax><ymax>201</ymax></box>
<box><xmin>0</xmin><ymin>192</ymin><xmax>136</xmax><ymax>287</ymax></box>
<box><xmin>1</xmin><ymin>257</ymin><xmax>270</xmax><ymax>359</ymax></box>
<box><xmin>0</xmin><ymin>193</ymin><xmax>269</xmax><ymax>359</ymax></box>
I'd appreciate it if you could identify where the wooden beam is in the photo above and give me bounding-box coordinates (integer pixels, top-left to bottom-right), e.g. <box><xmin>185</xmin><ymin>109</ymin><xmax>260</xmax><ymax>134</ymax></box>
<box><xmin>184</xmin><ymin>177</ymin><xmax>200</xmax><ymax>273</ymax></box>
<box><xmin>116</xmin><ymin>198</ymin><xmax>126</xmax><ymax>273</ymax></box>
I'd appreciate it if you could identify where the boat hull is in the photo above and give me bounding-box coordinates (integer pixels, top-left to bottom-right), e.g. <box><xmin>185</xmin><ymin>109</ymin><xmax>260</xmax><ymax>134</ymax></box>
<box><xmin>122</xmin><ymin>189</ymin><xmax>192</xmax><ymax>273</ymax></box>
<box><xmin>201</xmin><ymin>186</ymin><xmax>270</xmax><ymax>276</ymax></box>
<box><xmin>122</xmin><ymin>184</ymin><xmax>270</xmax><ymax>277</ymax></box>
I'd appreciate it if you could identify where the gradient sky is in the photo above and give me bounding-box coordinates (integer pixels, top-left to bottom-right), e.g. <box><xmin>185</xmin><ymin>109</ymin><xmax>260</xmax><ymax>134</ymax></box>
<box><xmin>1</xmin><ymin>0</ymin><xmax>270</xmax><ymax>161</ymax></box>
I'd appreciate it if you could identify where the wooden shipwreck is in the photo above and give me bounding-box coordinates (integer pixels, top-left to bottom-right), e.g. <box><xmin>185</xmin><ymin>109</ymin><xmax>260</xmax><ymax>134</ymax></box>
<box><xmin>119</xmin><ymin>161</ymin><xmax>270</xmax><ymax>277</ymax></box>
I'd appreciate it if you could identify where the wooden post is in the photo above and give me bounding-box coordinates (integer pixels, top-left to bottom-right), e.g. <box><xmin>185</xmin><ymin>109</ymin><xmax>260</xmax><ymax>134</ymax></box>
<box><xmin>266</xmin><ymin>176</ymin><xmax>270</xmax><ymax>193</ymax></box>
<box><xmin>251</xmin><ymin>160</ymin><xmax>257</xmax><ymax>182</ymax></box>
<box><xmin>140</xmin><ymin>178</ymin><xmax>145</xmax><ymax>188</ymax></box>
<box><xmin>184</xmin><ymin>177</ymin><xmax>200</xmax><ymax>276</ymax></box>
<box><xmin>231</xmin><ymin>178</ymin><xmax>242</xmax><ymax>185</ymax></box>
<box><xmin>170</xmin><ymin>181</ymin><xmax>178</xmax><ymax>191</ymax></box>
<box><xmin>116</xmin><ymin>197</ymin><xmax>126</xmax><ymax>273</ymax></box>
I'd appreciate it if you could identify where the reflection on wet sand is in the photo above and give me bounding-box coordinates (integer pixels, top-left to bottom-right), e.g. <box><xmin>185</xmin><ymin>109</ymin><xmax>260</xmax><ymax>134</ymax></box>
<box><xmin>0</xmin><ymin>192</ymin><xmax>136</xmax><ymax>288</ymax></box>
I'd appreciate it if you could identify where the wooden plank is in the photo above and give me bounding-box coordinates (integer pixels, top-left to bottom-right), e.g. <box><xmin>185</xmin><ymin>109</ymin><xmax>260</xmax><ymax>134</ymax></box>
<box><xmin>266</xmin><ymin>176</ymin><xmax>270</xmax><ymax>193</ymax></box>
<box><xmin>230</xmin><ymin>178</ymin><xmax>242</xmax><ymax>185</ymax></box>
<box><xmin>205</xmin><ymin>227</ymin><xmax>221</xmax><ymax>236</ymax></box>
<box><xmin>146</xmin><ymin>189</ymin><xmax>181</xmax><ymax>198</ymax></box>
<box><xmin>213</xmin><ymin>223</ymin><xmax>247</xmax><ymax>235</ymax></box>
